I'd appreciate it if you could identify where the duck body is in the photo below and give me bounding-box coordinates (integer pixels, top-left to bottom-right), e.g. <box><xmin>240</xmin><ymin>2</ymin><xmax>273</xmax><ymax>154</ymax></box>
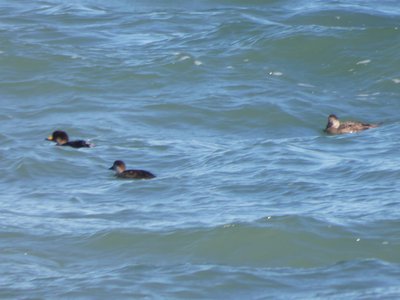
<box><xmin>116</xmin><ymin>169</ymin><xmax>156</xmax><ymax>179</ymax></box>
<box><xmin>46</xmin><ymin>130</ymin><xmax>92</xmax><ymax>148</ymax></box>
<box><xmin>109</xmin><ymin>160</ymin><xmax>155</xmax><ymax>179</ymax></box>
<box><xmin>324</xmin><ymin>114</ymin><xmax>378</xmax><ymax>134</ymax></box>
<box><xmin>62</xmin><ymin>140</ymin><xmax>92</xmax><ymax>148</ymax></box>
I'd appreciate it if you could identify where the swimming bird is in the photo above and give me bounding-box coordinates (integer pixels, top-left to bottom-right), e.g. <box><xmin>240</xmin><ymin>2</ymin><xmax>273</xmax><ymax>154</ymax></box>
<box><xmin>324</xmin><ymin>114</ymin><xmax>378</xmax><ymax>134</ymax></box>
<box><xmin>109</xmin><ymin>160</ymin><xmax>155</xmax><ymax>179</ymax></box>
<box><xmin>46</xmin><ymin>130</ymin><xmax>92</xmax><ymax>148</ymax></box>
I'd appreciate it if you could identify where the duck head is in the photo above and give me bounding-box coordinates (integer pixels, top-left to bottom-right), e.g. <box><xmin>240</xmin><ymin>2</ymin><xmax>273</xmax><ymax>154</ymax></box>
<box><xmin>109</xmin><ymin>160</ymin><xmax>126</xmax><ymax>173</ymax></box>
<box><xmin>46</xmin><ymin>130</ymin><xmax>69</xmax><ymax>145</ymax></box>
<box><xmin>326</xmin><ymin>114</ymin><xmax>340</xmax><ymax>129</ymax></box>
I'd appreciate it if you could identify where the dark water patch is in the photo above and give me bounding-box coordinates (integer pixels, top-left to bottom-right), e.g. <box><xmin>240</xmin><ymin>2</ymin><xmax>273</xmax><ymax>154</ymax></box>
<box><xmin>286</xmin><ymin>7</ymin><xmax>400</xmax><ymax>28</ymax></box>
<box><xmin>78</xmin><ymin>215</ymin><xmax>400</xmax><ymax>268</ymax></box>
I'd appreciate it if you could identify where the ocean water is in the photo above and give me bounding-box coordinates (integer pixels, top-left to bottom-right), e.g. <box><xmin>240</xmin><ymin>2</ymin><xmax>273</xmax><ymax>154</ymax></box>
<box><xmin>1</xmin><ymin>0</ymin><xmax>400</xmax><ymax>298</ymax></box>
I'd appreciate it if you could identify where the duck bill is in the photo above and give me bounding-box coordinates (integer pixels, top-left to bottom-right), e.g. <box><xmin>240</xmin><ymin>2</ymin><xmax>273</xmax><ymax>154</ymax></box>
<box><xmin>109</xmin><ymin>166</ymin><xmax>114</xmax><ymax>170</ymax></box>
<box><xmin>46</xmin><ymin>135</ymin><xmax>54</xmax><ymax>141</ymax></box>
<box><xmin>326</xmin><ymin>121</ymin><xmax>333</xmax><ymax>129</ymax></box>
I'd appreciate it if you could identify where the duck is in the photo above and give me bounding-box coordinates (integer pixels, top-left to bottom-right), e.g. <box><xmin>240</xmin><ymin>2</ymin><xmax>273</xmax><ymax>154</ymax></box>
<box><xmin>46</xmin><ymin>130</ymin><xmax>92</xmax><ymax>148</ymax></box>
<box><xmin>324</xmin><ymin>114</ymin><xmax>378</xmax><ymax>134</ymax></box>
<box><xmin>109</xmin><ymin>160</ymin><xmax>155</xmax><ymax>179</ymax></box>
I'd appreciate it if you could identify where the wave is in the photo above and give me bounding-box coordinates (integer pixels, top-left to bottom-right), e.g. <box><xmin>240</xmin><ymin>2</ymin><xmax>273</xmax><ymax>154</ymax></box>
<box><xmin>79</xmin><ymin>215</ymin><xmax>400</xmax><ymax>268</ymax></box>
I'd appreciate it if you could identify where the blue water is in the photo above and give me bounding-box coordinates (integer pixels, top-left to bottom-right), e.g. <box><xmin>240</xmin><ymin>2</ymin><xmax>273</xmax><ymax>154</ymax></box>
<box><xmin>1</xmin><ymin>0</ymin><xmax>400</xmax><ymax>298</ymax></box>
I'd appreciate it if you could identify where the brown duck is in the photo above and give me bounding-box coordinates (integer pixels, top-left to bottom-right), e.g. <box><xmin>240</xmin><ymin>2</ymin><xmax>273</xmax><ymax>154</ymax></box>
<box><xmin>109</xmin><ymin>160</ymin><xmax>155</xmax><ymax>179</ymax></box>
<box><xmin>324</xmin><ymin>114</ymin><xmax>378</xmax><ymax>134</ymax></box>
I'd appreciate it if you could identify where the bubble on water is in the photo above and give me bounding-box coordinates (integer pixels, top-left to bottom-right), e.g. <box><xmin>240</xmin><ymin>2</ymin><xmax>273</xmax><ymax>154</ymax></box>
<box><xmin>223</xmin><ymin>223</ymin><xmax>235</xmax><ymax>228</ymax></box>
<box><xmin>268</xmin><ymin>71</ymin><xmax>283</xmax><ymax>76</ymax></box>
<box><xmin>178</xmin><ymin>55</ymin><xmax>191</xmax><ymax>62</ymax></box>
<box><xmin>356</xmin><ymin>59</ymin><xmax>371</xmax><ymax>65</ymax></box>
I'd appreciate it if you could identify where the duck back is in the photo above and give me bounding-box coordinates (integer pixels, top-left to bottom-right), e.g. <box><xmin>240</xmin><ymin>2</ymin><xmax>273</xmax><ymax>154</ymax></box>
<box><xmin>118</xmin><ymin>170</ymin><xmax>156</xmax><ymax>179</ymax></box>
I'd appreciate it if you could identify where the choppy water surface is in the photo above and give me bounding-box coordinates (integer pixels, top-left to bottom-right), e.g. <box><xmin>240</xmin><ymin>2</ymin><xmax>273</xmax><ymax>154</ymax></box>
<box><xmin>1</xmin><ymin>0</ymin><xmax>400</xmax><ymax>298</ymax></box>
